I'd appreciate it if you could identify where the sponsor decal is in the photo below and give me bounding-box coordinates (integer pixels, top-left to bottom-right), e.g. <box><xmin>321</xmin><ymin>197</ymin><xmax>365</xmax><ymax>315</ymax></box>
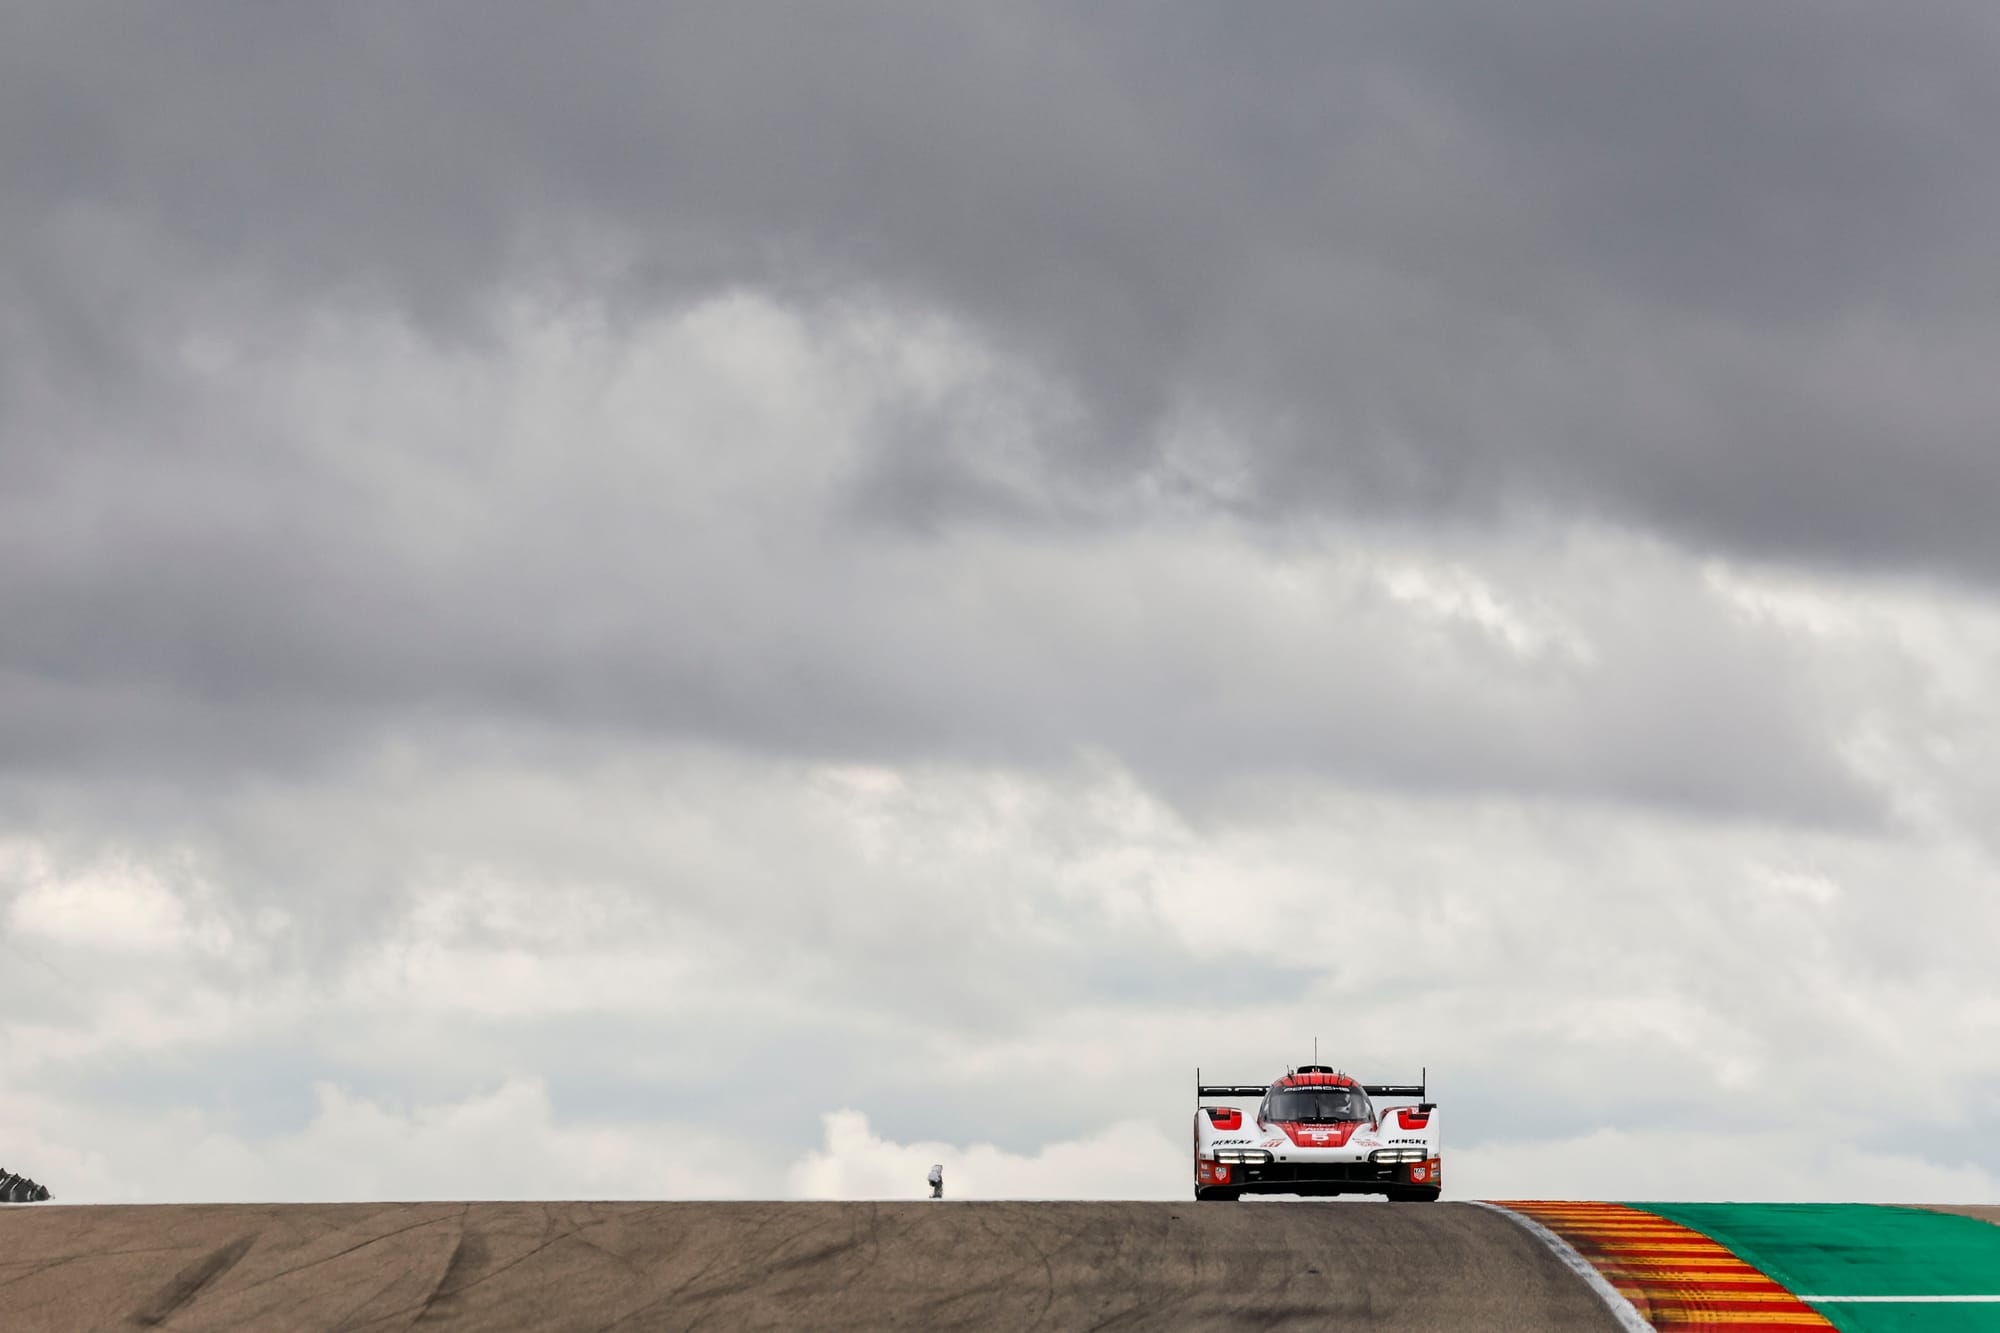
<box><xmin>1277</xmin><ymin>1121</ymin><xmax>1360</xmax><ymax>1148</ymax></box>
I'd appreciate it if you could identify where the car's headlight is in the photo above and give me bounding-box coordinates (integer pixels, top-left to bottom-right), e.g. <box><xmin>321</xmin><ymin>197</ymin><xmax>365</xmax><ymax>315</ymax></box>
<box><xmin>1213</xmin><ymin>1149</ymin><xmax>1274</xmax><ymax>1165</ymax></box>
<box><xmin>1368</xmin><ymin>1148</ymin><xmax>1429</xmax><ymax>1164</ymax></box>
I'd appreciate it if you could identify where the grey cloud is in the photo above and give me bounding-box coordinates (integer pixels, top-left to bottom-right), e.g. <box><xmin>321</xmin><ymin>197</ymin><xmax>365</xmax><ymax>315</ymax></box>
<box><xmin>9</xmin><ymin>4</ymin><xmax>2000</xmax><ymax>576</ymax></box>
<box><xmin>0</xmin><ymin>402</ymin><xmax>1878</xmax><ymax>827</ymax></box>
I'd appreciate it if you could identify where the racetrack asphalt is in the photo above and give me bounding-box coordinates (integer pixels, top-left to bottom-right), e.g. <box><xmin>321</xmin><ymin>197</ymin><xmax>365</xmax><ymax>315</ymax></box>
<box><xmin>0</xmin><ymin>1199</ymin><xmax>1628</xmax><ymax>1331</ymax></box>
<box><xmin>1917</xmin><ymin>1205</ymin><xmax>2000</xmax><ymax>1226</ymax></box>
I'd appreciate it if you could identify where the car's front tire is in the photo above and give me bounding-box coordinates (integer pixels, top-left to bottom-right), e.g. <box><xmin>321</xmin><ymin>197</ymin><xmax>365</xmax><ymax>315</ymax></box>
<box><xmin>1387</xmin><ymin>1187</ymin><xmax>1441</xmax><ymax>1203</ymax></box>
<box><xmin>1195</xmin><ymin>1187</ymin><xmax>1242</xmax><ymax>1202</ymax></box>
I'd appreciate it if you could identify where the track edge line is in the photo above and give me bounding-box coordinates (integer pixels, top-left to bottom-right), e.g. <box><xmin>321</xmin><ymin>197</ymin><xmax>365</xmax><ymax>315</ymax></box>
<box><xmin>1469</xmin><ymin>1202</ymin><xmax>1653</xmax><ymax>1333</ymax></box>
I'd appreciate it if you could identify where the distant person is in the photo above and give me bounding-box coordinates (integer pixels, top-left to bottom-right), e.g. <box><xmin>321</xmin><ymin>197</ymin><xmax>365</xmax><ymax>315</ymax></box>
<box><xmin>928</xmin><ymin>1164</ymin><xmax>943</xmax><ymax>1199</ymax></box>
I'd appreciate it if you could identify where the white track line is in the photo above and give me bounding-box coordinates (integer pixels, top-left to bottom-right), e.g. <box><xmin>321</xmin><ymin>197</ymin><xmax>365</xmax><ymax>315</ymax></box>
<box><xmin>1799</xmin><ymin>1295</ymin><xmax>2000</xmax><ymax>1303</ymax></box>
<box><xmin>1469</xmin><ymin>1202</ymin><xmax>1652</xmax><ymax>1333</ymax></box>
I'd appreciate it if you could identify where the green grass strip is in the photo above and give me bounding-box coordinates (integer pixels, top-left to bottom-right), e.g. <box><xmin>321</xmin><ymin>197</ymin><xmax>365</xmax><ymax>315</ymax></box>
<box><xmin>1630</xmin><ymin>1203</ymin><xmax>2000</xmax><ymax>1333</ymax></box>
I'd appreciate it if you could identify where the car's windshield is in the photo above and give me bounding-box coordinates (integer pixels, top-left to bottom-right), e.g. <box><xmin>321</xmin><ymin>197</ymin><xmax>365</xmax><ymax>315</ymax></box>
<box><xmin>1264</xmin><ymin>1087</ymin><xmax>1372</xmax><ymax>1124</ymax></box>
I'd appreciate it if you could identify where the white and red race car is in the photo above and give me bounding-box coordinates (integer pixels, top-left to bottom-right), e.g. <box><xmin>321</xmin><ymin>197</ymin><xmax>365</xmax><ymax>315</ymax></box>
<box><xmin>1194</xmin><ymin>1064</ymin><xmax>1440</xmax><ymax>1202</ymax></box>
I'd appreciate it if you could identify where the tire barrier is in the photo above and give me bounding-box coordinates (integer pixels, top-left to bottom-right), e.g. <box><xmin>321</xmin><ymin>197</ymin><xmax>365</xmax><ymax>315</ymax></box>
<box><xmin>0</xmin><ymin>1169</ymin><xmax>51</xmax><ymax>1203</ymax></box>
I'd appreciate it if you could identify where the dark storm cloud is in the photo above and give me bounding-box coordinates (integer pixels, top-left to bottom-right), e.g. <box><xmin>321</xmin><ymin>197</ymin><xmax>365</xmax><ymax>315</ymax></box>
<box><xmin>15</xmin><ymin>2</ymin><xmax>2000</xmax><ymax>568</ymax></box>
<box><xmin>6</xmin><ymin>1</ymin><xmax>1994</xmax><ymax>832</ymax></box>
<box><xmin>7</xmin><ymin>2</ymin><xmax>2000</xmax><ymax>573</ymax></box>
<box><xmin>0</xmin><ymin>374</ymin><xmax>1878</xmax><ymax>827</ymax></box>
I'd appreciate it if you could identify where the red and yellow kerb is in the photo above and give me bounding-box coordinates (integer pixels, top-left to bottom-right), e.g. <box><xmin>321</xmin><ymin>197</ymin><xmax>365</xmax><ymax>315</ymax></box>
<box><xmin>1500</xmin><ymin>1201</ymin><xmax>1833</xmax><ymax>1330</ymax></box>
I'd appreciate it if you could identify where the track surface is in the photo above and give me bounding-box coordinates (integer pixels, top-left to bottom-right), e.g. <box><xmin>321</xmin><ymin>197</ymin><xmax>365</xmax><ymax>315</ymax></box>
<box><xmin>0</xmin><ymin>1200</ymin><xmax>1625</xmax><ymax>1331</ymax></box>
<box><xmin>1918</xmin><ymin>1205</ymin><xmax>2000</xmax><ymax>1226</ymax></box>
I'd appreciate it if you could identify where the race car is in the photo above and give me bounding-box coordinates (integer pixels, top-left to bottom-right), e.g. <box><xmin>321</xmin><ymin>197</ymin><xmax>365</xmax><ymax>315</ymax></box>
<box><xmin>1194</xmin><ymin>1064</ymin><xmax>1440</xmax><ymax>1201</ymax></box>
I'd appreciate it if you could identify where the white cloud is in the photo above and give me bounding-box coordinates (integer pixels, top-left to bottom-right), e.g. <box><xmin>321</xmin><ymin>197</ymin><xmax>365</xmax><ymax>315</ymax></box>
<box><xmin>6</xmin><ymin>852</ymin><xmax>227</xmax><ymax>955</ymax></box>
<box><xmin>1380</xmin><ymin>559</ymin><xmax>1593</xmax><ymax>665</ymax></box>
<box><xmin>1454</xmin><ymin>1127</ymin><xmax>2000</xmax><ymax>1205</ymax></box>
<box><xmin>787</xmin><ymin>1110</ymin><xmax>1185</xmax><ymax>1201</ymax></box>
<box><xmin>0</xmin><ymin>1078</ymin><xmax>743</xmax><ymax>1205</ymax></box>
<box><xmin>6</xmin><ymin>671</ymin><xmax>2000</xmax><ymax>1203</ymax></box>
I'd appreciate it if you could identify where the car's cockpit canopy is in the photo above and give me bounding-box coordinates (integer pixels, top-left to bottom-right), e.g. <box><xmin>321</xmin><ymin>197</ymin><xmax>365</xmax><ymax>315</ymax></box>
<box><xmin>1263</xmin><ymin>1085</ymin><xmax>1374</xmax><ymax>1125</ymax></box>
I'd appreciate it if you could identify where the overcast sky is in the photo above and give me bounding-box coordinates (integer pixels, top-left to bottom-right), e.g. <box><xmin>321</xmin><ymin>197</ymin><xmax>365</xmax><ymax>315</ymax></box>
<box><xmin>6</xmin><ymin>2</ymin><xmax>2000</xmax><ymax>1204</ymax></box>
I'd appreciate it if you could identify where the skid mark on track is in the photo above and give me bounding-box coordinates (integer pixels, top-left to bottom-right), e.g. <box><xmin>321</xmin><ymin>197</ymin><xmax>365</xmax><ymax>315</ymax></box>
<box><xmin>412</xmin><ymin>1208</ymin><xmax>484</xmax><ymax>1325</ymax></box>
<box><xmin>129</xmin><ymin>1235</ymin><xmax>256</xmax><ymax>1327</ymax></box>
<box><xmin>0</xmin><ymin>1243</ymin><xmax>191</xmax><ymax>1288</ymax></box>
<box><xmin>233</xmin><ymin>1211</ymin><xmax>460</xmax><ymax>1295</ymax></box>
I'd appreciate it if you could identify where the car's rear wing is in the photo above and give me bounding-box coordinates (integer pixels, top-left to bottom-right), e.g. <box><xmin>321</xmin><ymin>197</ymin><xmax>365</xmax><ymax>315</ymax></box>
<box><xmin>1365</xmin><ymin>1071</ymin><xmax>1430</xmax><ymax>1108</ymax></box>
<box><xmin>1196</xmin><ymin>1067</ymin><xmax>1273</xmax><ymax>1100</ymax></box>
<box><xmin>1196</xmin><ymin>1068</ymin><xmax>1432</xmax><ymax>1103</ymax></box>
<box><xmin>1366</xmin><ymin>1071</ymin><xmax>1435</xmax><ymax>1114</ymax></box>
